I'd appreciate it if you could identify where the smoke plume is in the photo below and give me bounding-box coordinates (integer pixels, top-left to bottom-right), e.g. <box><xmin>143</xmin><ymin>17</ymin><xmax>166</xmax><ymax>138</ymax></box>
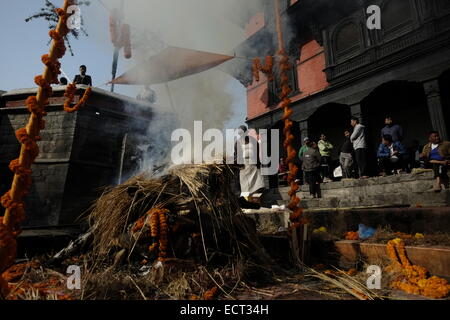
<box><xmin>100</xmin><ymin>0</ymin><xmax>266</xmax><ymax>172</ymax></box>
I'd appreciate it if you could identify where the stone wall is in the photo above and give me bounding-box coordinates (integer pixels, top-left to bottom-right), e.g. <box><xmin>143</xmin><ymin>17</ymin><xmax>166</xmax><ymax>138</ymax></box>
<box><xmin>0</xmin><ymin>87</ymin><xmax>154</xmax><ymax>227</ymax></box>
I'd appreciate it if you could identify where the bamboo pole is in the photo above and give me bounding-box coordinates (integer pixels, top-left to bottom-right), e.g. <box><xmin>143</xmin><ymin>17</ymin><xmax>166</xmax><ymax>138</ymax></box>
<box><xmin>273</xmin><ymin>0</ymin><xmax>305</xmax><ymax>263</ymax></box>
<box><xmin>274</xmin><ymin>0</ymin><xmax>285</xmax><ymax>52</ymax></box>
<box><xmin>3</xmin><ymin>0</ymin><xmax>71</xmax><ymax>227</ymax></box>
<box><xmin>1</xmin><ymin>0</ymin><xmax>73</xmax><ymax>298</ymax></box>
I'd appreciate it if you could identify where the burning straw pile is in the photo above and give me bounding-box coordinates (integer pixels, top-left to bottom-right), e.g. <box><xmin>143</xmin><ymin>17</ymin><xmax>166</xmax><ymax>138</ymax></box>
<box><xmin>52</xmin><ymin>164</ymin><xmax>275</xmax><ymax>300</ymax></box>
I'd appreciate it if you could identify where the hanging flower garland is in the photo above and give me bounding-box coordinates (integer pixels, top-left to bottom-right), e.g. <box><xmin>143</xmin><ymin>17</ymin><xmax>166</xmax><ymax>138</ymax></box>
<box><xmin>121</xmin><ymin>24</ymin><xmax>132</xmax><ymax>59</ymax></box>
<box><xmin>133</xmin><ymin>208</ymin><xmax>170</xmax><ymax>261</ymax></box>
<box><xmin>63</xmin><ymin>83</ymin><xmax>92</xmax><ymax>113</ymax></box>
<box><xmin>157</xmin><ymin>209</ymin><xmax>169</xmax><ymax>261</ymax></box>
<box><xmin>386</xmin><ymin>238</ymin><xmax>450</xmax><ymax>299</ymax></box>
<box><xmin>109</xmin><ymin>9</ymin><xmax>122</xmax><ymax>48</ymax></box>
<box><xmin>252</xmin><ymin>56</ymin><xmax>274</xmax><ymax>83</ymax></box>
<box><xmin>252</xmin><ymin>51</ymin><xmax>304</xmax><ymax>234</ymax></box>
<box><xmin>0</xmin><ymin>217</ymin><xmax>17</xmax><ymax>298</ymax></box>
<box><xmin>109</xmin><ymin>9</ymin><xmax>132</xmax><ymax>59</ymax></box>
<box><xmin>0</xmin><ymin>0</ymin><xmax>72</xmax><ymax>298</ymax></box>
<box><xmin>278</xmin><ymin>50</ymin><xmax>304</xmax><ymax>233</ymax></box>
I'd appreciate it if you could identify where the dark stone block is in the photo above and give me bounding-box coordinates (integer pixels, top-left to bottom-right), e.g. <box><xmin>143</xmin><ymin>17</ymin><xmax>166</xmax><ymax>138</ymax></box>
<box><xmin>0</xmin><ymin>87</ymin><xmax>155</xmax><ymax>227</ymax></box>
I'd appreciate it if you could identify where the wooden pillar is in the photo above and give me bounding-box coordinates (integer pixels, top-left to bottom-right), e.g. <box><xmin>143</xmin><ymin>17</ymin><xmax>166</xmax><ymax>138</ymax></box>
<box><xmin>299</xmin><ymin>120</ymin><xmax>309</xmax><ymax>142</ymax></box>
<box><xmin>350</xmin><ymin>103</ymin><xmax>365</xmax><ymax>125</ymax></box>
<box><xmin>424</xmin><ymin>79</ymin><xmax>448</xmax><ymax>141</ymax></box>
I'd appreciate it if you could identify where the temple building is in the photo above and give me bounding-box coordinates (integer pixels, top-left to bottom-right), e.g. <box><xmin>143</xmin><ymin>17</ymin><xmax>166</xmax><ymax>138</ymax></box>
<box><xmin>229</xmin><ymin>0</ymin><xmax>450</xmax><ymax>186</ymax></box>
<box><xmin>0</xmin><ymin>86</ymin><xmax>154</xmax><ymax>228</ymax></box>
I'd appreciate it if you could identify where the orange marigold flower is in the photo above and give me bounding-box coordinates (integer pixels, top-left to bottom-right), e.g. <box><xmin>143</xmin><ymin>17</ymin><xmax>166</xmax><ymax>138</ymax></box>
<box><xmin>203</xmin><ymin>286</ymin><xmax>218</xmax><ymax>300</ymax></box>
<box><xmin>386</xmin><ymin>238</ymin><xmax>449</xmax><ymax>299</ymax></box>
<box><xmin>344</xmin><ymin>231</ymin><xmax>359</xmax><ymax>240</ymax></box>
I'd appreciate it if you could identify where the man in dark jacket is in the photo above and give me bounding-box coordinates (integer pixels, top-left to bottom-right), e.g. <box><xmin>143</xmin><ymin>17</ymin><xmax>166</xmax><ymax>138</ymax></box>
<box><xmin>302</xmin><ymin>141</ymin><xmax>322</xmax><ymax>198</ymax></box>
<box><xmin>73</xmin><ymin>65</ymin><xmax>92</xmax><ymax>86</ymax></box>
<box><xmin>381</xmin><ymin>116</ymin><xmax>403</xmax><ymax>142</ymax></box>
<box><xmin>421</xmin><ymin>131</ymin><xmax>450</xmax><ymax>191</ymax></box>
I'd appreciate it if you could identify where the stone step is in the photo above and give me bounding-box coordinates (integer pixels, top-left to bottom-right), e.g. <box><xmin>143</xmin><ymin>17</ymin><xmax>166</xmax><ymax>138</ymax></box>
<box><xmin>263</xmin><ymin>170</ymin><xmax>450</xmax><ymax>210</ymax></box>
<box><xmin>274</xmin><ymin>190</ymin><xmax>450</xmax><ymax>209</ymax></box>
<box><xmin>268</xmin><ymin>171</ymin><xmax>436</xmax><ymax>200</ymax></box>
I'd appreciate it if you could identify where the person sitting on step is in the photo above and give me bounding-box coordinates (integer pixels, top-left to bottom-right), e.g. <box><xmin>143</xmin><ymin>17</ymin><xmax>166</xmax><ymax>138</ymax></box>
<box><xmin>420</xmin><ymin>131</ymin><xmax>450</xmax><ymax>192</ymax></box>
<box><xmin>377</xmin><ymin>134</ymin><xmax>408</xmax><ymax>176</ymax></box>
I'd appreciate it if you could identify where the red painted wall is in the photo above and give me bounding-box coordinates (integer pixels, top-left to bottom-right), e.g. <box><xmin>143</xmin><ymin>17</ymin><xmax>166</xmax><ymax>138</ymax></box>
<box><xmin>246</xmin><ymin>39</ymin><xmax>329</xmax><ymax>120</ymax></box>
<box><xmin>293</xmin><ymin>39</ymin><xmax>329</xmax><ymax>101</ymax></box>
<box><xmin>245</xmin><ymin>12</ymin><xmax>265</xmax><ymax>38</ymax></box>
<box><xmin>247</xmin><ymin>73</ymin><xmax>270</xmax><ymax>120</ymax></box>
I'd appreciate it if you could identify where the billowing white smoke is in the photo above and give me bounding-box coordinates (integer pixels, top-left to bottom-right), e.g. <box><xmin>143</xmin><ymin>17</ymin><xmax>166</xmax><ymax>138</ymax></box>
<box><xmin>101</xmin><ymin>0</ymin><xmax>265</xmax><ymax>173</ymax></box>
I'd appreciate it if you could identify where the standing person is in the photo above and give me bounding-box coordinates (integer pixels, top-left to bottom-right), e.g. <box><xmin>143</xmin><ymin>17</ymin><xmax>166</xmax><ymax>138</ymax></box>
<box><xmin>73</xmin><ymin>65</ymin><xmax>92</xmax><ymax>86</ymax></box>
<box><xmin>381</xmin><ymin>116</ymin><xmax>403</xmax><ymax>142</ymax></box>
<box><xmin>377</xmin><ymin>134</ymin><xmax>408</xmax><ymax>176</ymax></box>
<box><xmin>234</xmin><ymin>125</ymin><xmax>265</xmax><ymax>201</ymax></box>
<box><xmin>298</xmin><ymin>137</ymin><xmax>310</xmax><ymax>185</ymax></box>
<box><xmin>302</xmin><ymin>141</ymin><xmax>322</xmax><ymax>198</ymax></box>
<box><xmin>318</xmin><ymin>134</ymin><xmax>334</xmax><ymax>182</ymax></box>
<box><xmin>339</xmin><ymin>129</ymin><xmax>354</xmax><ymax>179</ymax></box>
<box><xmin>350</xmin><ymin>117</ymin><xmax>369</xmax><ymax>179</ymax></box>
<box><xmin>421</xmin><ymin>131</ymin><xmax>450</xmax><ymax>192</ymax></box>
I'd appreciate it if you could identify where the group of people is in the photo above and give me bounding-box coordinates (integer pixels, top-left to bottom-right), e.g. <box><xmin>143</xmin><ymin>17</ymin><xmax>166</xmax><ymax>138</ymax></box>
<box><xmin>59</xmin><ymin>65</ymin><xmax>93</xmax><ymax>86</ymax></box>
<box><xmin>279</xmin><ymin>115</ymin><xmax>450</xmax><ymax>197</ymax></box>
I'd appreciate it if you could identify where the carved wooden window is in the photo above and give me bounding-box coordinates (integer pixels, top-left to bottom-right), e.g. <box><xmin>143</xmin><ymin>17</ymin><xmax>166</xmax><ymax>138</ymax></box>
<box><xmin>382</xmin><ymin>0</ymin><xmax>413</xmax><ymax>36</ymax></box>
<box><xmin>268</xmin><ymin>65</ymin><xmax>298</xmax><ymax>107</ymax></box>
<box><xmin>437</xmin><ymin>0</ymin><xmax>450</xmax><ymax>14</ymax></box>
<box><xmin>334</xmin><ymin>22</ymin><xmax>361</xmax><ymax>61</ymax></box>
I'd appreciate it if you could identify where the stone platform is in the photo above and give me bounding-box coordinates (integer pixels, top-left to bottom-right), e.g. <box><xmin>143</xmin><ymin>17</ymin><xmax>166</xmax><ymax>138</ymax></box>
<box><xmin>247</xmin><ymin>170</ymin><xmax>450</xmax><ymax>236</ymax></box>
<box><xmin>264</xmin><ymin>170</ymin><xmax>450</xmax><ymax>210</ymax></box>
<box><xmin>0</xmin><ymin>86</ymin><xmax>155</xmax><ymax>227</ymax></box>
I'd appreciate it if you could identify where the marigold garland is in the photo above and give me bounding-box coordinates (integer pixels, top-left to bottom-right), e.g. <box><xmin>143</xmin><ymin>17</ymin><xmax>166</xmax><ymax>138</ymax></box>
<box><xmin>6</xmin><ymin>276</ymin><xmax>74</xmax><ymax>300</ymax></box>
<box><xmin>0</xmin><ymin>217</ymin><xmax>17</xmax><ymax>297</ymax></box>
<box><xmin>203</xmin><ymin>286</ymin><xmax>218</xmax><ymax>300</ymax></box>
<box><xmin>121</xmin><ymin>24</ymin><xmax>132</xmax><ymax>59</ymax></box>
<box><xmin>252</xmin><ymin>51</ymin><xmax>304</xmax><ymax>234</ymax></box>
<box><xmin>252</xmin><ymin>56</ymin><xmax>274</xmax><ymax>83</ymax></box>
<box><xmin>137</xmin><ymin>208</ymin><xmax>171</xmax><ymax>261</ymax></box>
<box><xmin>158</xmin><ymin>209</ymin><xmax>169</xmax><ymax>261</ymax></box>
<box><xmin>1</xmin><ymin>261</ymin><xmax>40</xmax><ymax>283</ymax></box>
<box><xmin>63</xmin><ymin>83</ymin><xmax>92</xmax><ymax>113</ymax></box>
<box><xmin>387</xmin><ymin>238</ymin><xmax>450</xmax><ymax>299</ymax></box>
<box><xmin>109</xmin><ymin>9</ymin><xmax>122</xmax><ymax>48</ymax></box>
<box><xmin>278</xmin><ymin>50</ymin><xmax>304</xmax><ymax>233</ymax></box>
<box><xmin>0</xmin><ymin>0</ymin><xmax>73</xmax><ymax>298</ymax></box>
<box><xmin>345</xmin><ymin>231</ymin><xmax>359</xmax><ymax>241</ymax></box>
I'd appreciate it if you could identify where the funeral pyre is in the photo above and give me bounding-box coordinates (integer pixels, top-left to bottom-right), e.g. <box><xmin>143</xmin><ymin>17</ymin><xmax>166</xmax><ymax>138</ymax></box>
<box><xmin>2</xmin><ymin>164</ymin><xmax>279</xmax><ymax>300</ymax></box>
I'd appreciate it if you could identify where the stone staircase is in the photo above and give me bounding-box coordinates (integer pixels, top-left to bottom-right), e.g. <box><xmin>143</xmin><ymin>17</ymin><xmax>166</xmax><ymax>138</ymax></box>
<box><xmin>263</xmin><ymin>170</ymin><xmax>450</xmax><ymax>210</ymax></box>
<box><xmin>246</xmin><ymin>170</ymin><xmax>450</xmax><ymax>268</ymax></box>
